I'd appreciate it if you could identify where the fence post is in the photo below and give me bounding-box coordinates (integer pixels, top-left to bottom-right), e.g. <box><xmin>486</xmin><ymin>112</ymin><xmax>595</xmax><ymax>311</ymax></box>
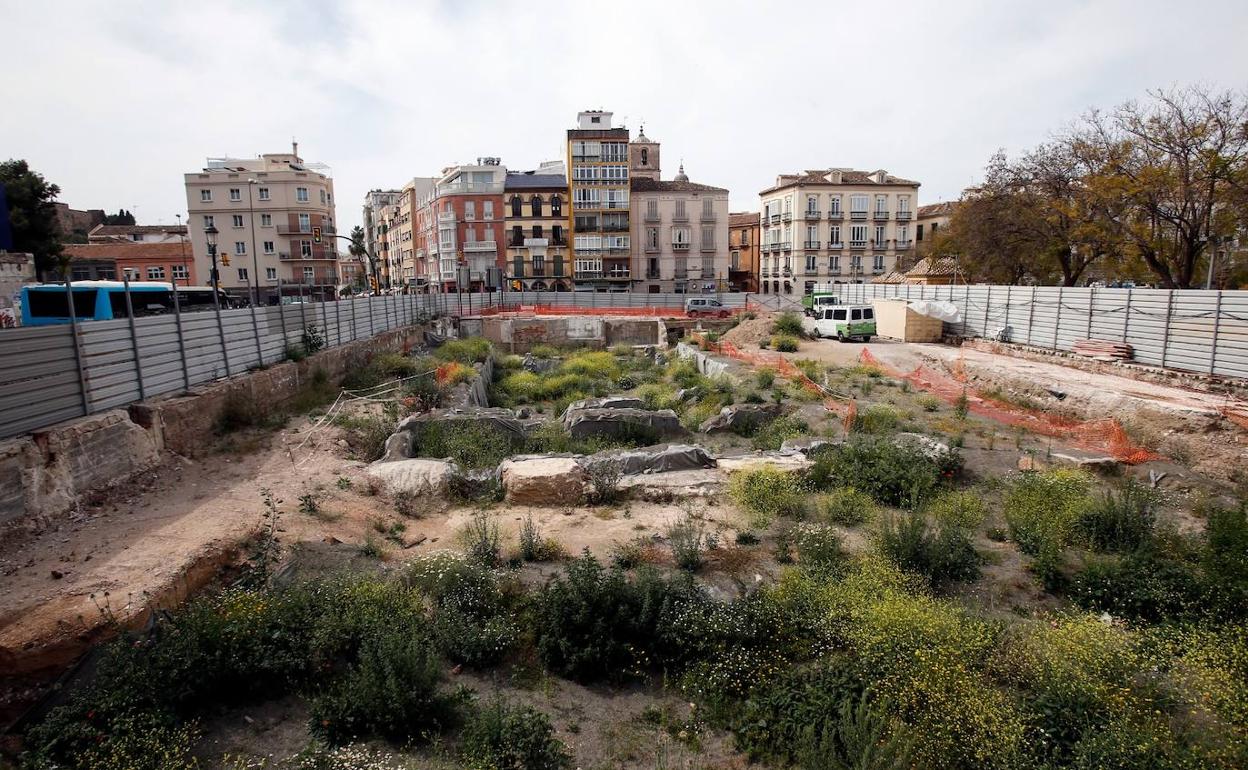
<box><xmin>319</xmin><ymin>292</ymin><xmax>329</xmax><ymax>350</ymax></box>
<box><xmin>1085</xmin><ymin>287</ymin><xmax>1095</xmax><ymax>340</ymax></box>
<box><xmin>350</xmin><ymin>294</ymin><xmax>358</xmax><ymax>341</ymax></box>
<box><xmin>62</xmin><ymin>282</ymin><xmax>91</xmax><ymax>414</ymax></box>
<box><xmin>368</xmin><ymin>294</ymin><xmax>375</xmax><ymax>337</ymax></box>
<box><xmin>982</xmin><ymin>285</ymin><xmax>991</xmax><ymax>338</ymax></box>
<box><xmin>1209</xmin><ymin>290</ymin><xmax>1223</xmax><ymax>375</ymax></box>
<box><xmin>1160</xmin><ymin>289</ymin><xmax>1175</xmax><ymax>369</ymax></box>
<box><xmin>334</xmin><ymin>295</ymin><xmax>342</xmax><ymax>346</ymax></box>
<box><xmin>169</xmin><ymin>280</ymin><xmax>191</xmax><ymax>391</ymax></box>
<box><xmin>1024</xmin><ymin>286</ymin><xmax>1034</xmax><ymax>345</ymax></box>
<box><xmin>245</xmin><ymin>279</ymin><xmax>263</xmax><ymax>368</ymax></box>
<box><xmin>121</xmin><ymin>277</ymin><xmax>145</xmax><ymax>401</ymax></box>
<box><xmin>213</xmin><ymin>285</ymin><xmax>231</xmax><ymax>377</ymax></box>
<box><xmin>1052</xmin><ymin>287</ymin><xmax>1063</xmax><ymax>350</ymax></box>
<box><xmin>1122</xmin><ymin>289</ymin><xmax>1132</xmax><ymax>342</ymax></box>
<box><xmin>277</xmin><ymin>279</ymin><xmax>289</xmax><ymax>353</ymax></box>
<box><xmin>1003</xmin><ymin>285</ymin><xmax>1012</xmax><ymax>339</ymax></box>
<box><xmin>297</xmin><ymin>283</ymin><xmax>308</xmax><ymax>334</ymax></box>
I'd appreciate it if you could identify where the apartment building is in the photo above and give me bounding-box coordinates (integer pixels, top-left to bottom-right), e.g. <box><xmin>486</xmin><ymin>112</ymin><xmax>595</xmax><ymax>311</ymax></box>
<box><xmin>916</xmin><ymin>201</ymin><xmax>957</xmax><ymax>258</ymax></box>
<box><xmin>566</xmin><ymin>111</ymin><xmax>632</xmax><ymax>290</ymax></box>
<box><xmin>64</xmin><ymin>242</ymin><xmax>198</xmax><ymax>285</ymax></box>
<box><xmin>362</xmin><ymin>189</ymin><xmax>402</xmax><ymax>285</ymax></box>
<box><xmin>184</xmin><ymin>145</ymin><xmax>338</xmax><ymax>302</ymax></box>
<box><xmin>87</xmin><ymin>224</ymin><xmax>187</xmax><ymax>244</ymax></box>
<box><xmin>413</xmin><ymin>159</ymin><xmax>507</xmax><ymax>292</ymax></box>
<box><xmin>757</xmin><ymin>168</ymin><xmax>919</xmax><ymax>295</ymax></box>
<box><xmin>504</xmin><ymin>168</ymin><xmax>570</xmax><ymax>291</ymax></box>
<box><xmin>630</xmin><ymin>161</ymin><xmax>730</xmax><ymax>294</ymax></box>
<box><xmin>728</xmin><ymin>212</ymin><xmax>760</xmax><ymax>292</ymax></box>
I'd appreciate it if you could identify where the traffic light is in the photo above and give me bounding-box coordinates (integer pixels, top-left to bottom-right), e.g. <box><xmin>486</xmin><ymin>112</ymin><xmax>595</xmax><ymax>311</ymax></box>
<box><xmin>221</xmin><ymin>253</ymin><xmax>231</xmax><ymax>266</ymax></box>
<box><xmin>369</xmin><ymin>276</ymin><xmax>378</xmax><ymax>291</ymax></box>
<box><xmin>312</xmin><ymin>227</ymin><xmax>322</xmax><ymax>244</ymax></box>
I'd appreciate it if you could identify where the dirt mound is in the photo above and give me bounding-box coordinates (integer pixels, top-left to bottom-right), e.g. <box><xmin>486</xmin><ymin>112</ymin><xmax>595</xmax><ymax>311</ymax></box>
<box><xmin>720</xmin><ymin>313</ymin><xmax>776</xmax><ymax>348</ymax></box>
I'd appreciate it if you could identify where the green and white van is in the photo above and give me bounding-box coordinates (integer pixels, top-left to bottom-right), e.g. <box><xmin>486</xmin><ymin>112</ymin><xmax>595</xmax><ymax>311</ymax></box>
<box><xmin>806</xmin><ymin>304</ymin><xmax>876</xmax><ymax>342</ymax></box>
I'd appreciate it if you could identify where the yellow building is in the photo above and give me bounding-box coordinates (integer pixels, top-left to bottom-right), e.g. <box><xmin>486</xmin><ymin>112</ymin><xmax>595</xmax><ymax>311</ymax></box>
<box><xmin>505</xmin><ymin>167</ymin><xmax>570</xmax><ymax>291</ymax></box>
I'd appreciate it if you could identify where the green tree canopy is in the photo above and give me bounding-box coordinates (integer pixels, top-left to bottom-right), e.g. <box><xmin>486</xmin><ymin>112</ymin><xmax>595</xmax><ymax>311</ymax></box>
<box><xmin>0</xmin><ymin>159</ymin><xmax>63</xmax><ymax>278</ymax></box>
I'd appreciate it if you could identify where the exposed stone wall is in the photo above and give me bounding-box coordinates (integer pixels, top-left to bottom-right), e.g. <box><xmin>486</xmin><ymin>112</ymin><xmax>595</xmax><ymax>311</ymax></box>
<box><xmin>476</xmin><ymin>316</ymin><xmax>661</xmax><ymax>352</ymax></box>
<box><xmin>676</xmin><ymin>342</ymin><xmax>731</xmax><ymax>378</ymax></box>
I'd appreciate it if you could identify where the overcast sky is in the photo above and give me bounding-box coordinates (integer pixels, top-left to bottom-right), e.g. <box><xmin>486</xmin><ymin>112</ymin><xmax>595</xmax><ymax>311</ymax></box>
<box><xmin>3</xmin><ymin>0</ymin><xmax>1247</xmax><ymax>233</ymax></box>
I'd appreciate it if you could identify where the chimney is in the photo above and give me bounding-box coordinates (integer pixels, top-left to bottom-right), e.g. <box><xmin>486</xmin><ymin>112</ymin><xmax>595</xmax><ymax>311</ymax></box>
<box><xmin>292</xmin><ymin>138</ymin><xmax>300</xmax><ymax>162</ymax></box>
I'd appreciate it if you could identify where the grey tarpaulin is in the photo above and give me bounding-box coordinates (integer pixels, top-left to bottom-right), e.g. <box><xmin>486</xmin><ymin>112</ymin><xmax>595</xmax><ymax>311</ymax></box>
<box><xmin>563</xmin><ymin>407</ymin><xmax>684</xmax><ymax>440</ymax></box>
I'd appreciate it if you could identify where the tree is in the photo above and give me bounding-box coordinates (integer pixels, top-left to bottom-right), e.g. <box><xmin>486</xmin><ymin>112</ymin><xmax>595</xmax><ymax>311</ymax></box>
<box><xmin>103</xmin><ymin>208</ymin><xmax>135</xmax><ymax>226</ymax></box>
<box><xmin>1076</xmin><ymin>86</ymin><xmax>1248</xmax><ymax>288</ymax></box>
<box><xmin>0</xmin><ymin>159</ymin><xmax>63</xmax><ymax>278</ymax></box>
<box><xmin>349</xmin><ymin>225</ymin><xmax>373</xmax><ymax>288</ymax></box>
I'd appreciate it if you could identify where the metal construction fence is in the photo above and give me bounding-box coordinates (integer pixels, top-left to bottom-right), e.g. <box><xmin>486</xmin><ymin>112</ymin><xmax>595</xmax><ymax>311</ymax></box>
<box><xmin>0</xmin><ymin>293</ymin><xmax>448</xmax><ymax>440</ymax></box>
<box><xmin>835</xmin><ymin>283</ymin><xmax>1248</xmax><ymax>380</ymax></box>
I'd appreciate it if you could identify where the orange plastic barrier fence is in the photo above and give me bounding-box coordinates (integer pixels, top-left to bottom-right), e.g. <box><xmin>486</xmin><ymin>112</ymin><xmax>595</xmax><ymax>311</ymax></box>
<box><xmin>857</xmin><ymin>347</ymin><xmax>1158</xmax><ymax>464</ymax></box>
<box><xmin>478</xmin><ymin>305</ymin><xmax>688</xmax><ymax>318</ymax></box>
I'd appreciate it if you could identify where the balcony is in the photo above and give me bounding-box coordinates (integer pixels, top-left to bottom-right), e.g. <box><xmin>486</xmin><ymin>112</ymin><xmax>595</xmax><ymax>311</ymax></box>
<box><xmin>828</xmin><ymin>211</ymin><xmax>844</xmax><ymax>221</ymax></box>
<box><xmin>874</xmin><ymin>211</ymin><xmax>890</xmax><ymax>221</ymax></box>
<box><xmin>895</xmin><ymin>239</ymin><xmax>913</xmax><ymax>249</ymax></box>
<box><xmin>672</xmin><ymin>212</ymin><xmax>689</xmax><ymax>223</ymax></box>
<box><xmin>645</xmin><ymin>270</ymin><xmax>661</xmax><ymax>279</ymax></box>
<box><xmin>278</xmin><ymin>251</ymin><xmax>336</xmax><ymax>261</ymax></box>
<box><xmin>804</xmin><ymin>210</ymin><xmax>821</xmax><ymax>220</ymax></box>
<box><xmin>606</xmin><ymin>268</ymin><xmax>631</xmax><ymax>280</ymax></box>
<box><xmin>896</xmin><ymin>211</ymin><xmax>912</xmax><ymax>221</ymax></box>
<box><xmin>673</xmin><ymin>269</ymin><xmax>688</xmax><ymax>280</ymax></box>
<box><xmin>781</xmin><ymin>212</ymin><xmax>792</xmax><ymax>222</ymax></box>
<box><xmin>463</xmin><ymin>241</ymin><xmax>497</xmax><ymax>252</ymax></box>
<box><xmin>293</xmin><ymin>269</ymin><xmax>339</xmax><ymax>285</ymax></box>
<box><xmin>804</xmin><ymin>240</ymin><xmax>821</xmax><ymax>249</ymax></box>
<box><xmin>672</xmin><ymin>242</ymin><xmax>690</xmax><ymax>251</ymax></box>
<box><xmin>873</xmin><ymin>266</ymin><xmax>885</xmax><ymax>274</ymax></box>
<box><xmin>700</xmin><ymin>242</ymin><xmax>716</xmax><ymax>253</ymax></box>
<box><xmin>575</xmin><ymin>270</ymin><xmax>603</xmax><ymax>279</ymax></box>
<box><xmin>849</xmin><ymin>240</ymin><xmax>866</xmax><ymax>249</ymax></box>
<box><xmin>438</xmin><ymin>211</ymin><xmax>456</xmax><ymax>223</ymax></box>
<box><xmin>777</xmin><ymin>241</ymin><xmax>792</xmax><ymax>251</ymax></box>
<box><xmin>437</xmin><ymin>180</ymin><xmax>503</xmax><ymax>195</ymax></box>
<box><xmin>276</xmin><ymin>224</ymin><xmax>313</xmax><ymax>235</ymax></box>
<box><xmin>524</xmin><ymin>238</ymin><xmax>549</xmax><ymax>248</ymax></box>
<box><xmin>700</xmin><ymin>212</ymin><xmax>716</xmax><ymax>223</ymax></box>
<box><xmin>644</xmin><ymin>211</ymin><xmax>660</xmax><ymax>223</ymax></box>
<box><xmin>829</xmin><ymin>242</ymin><xmax>844</xmax><ymax>250</ymax></box>
<box><xmin>768</xmin><ymin>214</ymin><xmax>780</xmax><ymax>225</ymax></box>
<box><xmin>644</xmin><ymin>242</ymin><xmax>660</xmax><ymax>253</ymax></box>
<box><xmin>850</xmin><ymin>210</ymin><xmax>868</xmax><ymax>221</ymax></box>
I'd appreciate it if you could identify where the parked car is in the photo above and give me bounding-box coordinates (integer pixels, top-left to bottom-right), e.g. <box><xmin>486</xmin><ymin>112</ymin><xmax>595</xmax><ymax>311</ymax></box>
<box><xmin>805</xmin><ymin>304</ymin><xmax>876</xmax><ymax>341</ymax></box>
<box><xmin>685</xmin><ymin>297</ymin><xmax>730</xmax><ymax>318</ymax></box>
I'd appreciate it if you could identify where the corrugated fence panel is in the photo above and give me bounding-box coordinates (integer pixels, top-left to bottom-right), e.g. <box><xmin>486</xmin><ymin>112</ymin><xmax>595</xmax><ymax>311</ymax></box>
<box><xmin>0</xmin><ymin>325</ymin><xmax>86</xmax><ymax>437</ymax></box>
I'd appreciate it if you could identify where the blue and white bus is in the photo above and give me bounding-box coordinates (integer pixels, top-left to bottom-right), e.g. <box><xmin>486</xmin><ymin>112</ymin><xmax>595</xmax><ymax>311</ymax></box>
<box><xmin>18</xmin><ymin>282</ymin><xmax>230</xmax><ymax>325</ymax></box>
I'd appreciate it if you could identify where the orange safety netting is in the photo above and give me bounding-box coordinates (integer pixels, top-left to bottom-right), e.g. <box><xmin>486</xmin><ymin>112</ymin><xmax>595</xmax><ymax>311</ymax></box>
<box><xmin>689</xmin><ymin>333</ymin><xmax>857</xmax><ymax>423</ymax></box>
<box><xmin>857</xmin><ymin>348</ymin><xmax>1158</xmax><ymax>464</ymax></box>
<box><xmin>479</xmin><ymin>304</ymin><xmax>691</xmax><ymax>318</ymax></box>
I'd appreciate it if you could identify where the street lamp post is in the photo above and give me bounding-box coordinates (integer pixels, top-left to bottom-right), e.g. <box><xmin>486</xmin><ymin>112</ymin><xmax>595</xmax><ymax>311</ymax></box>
<box><xmin>246</xmin><ymin>180</ymin><xmax>262</xmax><ymax>307</ymax></box>
<box><xmin>204</xmin><ymin>224</ymin><xmax>221</xmax><ymax>310</ymax></box>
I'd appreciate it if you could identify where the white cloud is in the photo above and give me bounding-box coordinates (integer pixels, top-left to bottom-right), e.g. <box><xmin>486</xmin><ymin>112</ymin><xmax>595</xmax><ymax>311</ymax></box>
<box><xmin>1</xmin><ymin>0</ymin><xmax>1246</xmax><ymax>230</ymax></box>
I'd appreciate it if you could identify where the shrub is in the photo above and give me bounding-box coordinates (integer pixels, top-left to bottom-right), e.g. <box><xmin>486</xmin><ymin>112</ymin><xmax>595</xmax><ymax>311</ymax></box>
<box><xmin>814</xmin><ymin>487</ymin><xmax>878</xmax><ymax>526</ymax></box>
<box><xmin>926</xmin><ymin>490</ymin><xmax>988</xmax><ymax>531</ymax></box>
<box><xmin>751</xmin><ymin>415</ymin><xmax>808</xmax><ymax>450</ymax></box>
<box><xmin>415</xmin><ymin>421</ymin><xmax>521</xmax><ymax>469</ymax></box>
<box><xmin>286</xmin><ymin>343</ymin><xmax>308</xmax><ymax>362</ymax></box>
<box><xmin>464</xmin><ymin>511</ymin><xmax>501</xmax><ymax>568</ymax></box>
<box><xmin>437</xmin><ymin>360</ymin><xmax>478</xmax><ymax>386</ymax></box>
<box><xmin>733</xmin><ymin>660</ymin><xmax>865</xmax><ymax>764</ymax></box>
<box><xmin>853</xmin><ymin>404</ymin><xmax>900</xmax><ymax>434</ymax></box>
<box><xmin>876</xmin><ymin>512</ymin><xmax>980</xmax><ymax>587</ymax></box>
<box><xmin>771</xmin><ymin>334</ymin><xmax>800</xmax><ymax>352</ymax></box>
<box><xmin>584</xmin><ymin>459</ymin><xmax>623</xmax><ymax>505</ymax></box>
<box><xmin>1003</xmin><ymin>469</ymin><xmax>1094</xmax><ymax>575</ymax></box>
<box><xmin>217</xmin><ymin>390</ymin><xmax>266</xmax><ymax>433</ymax></box>
<box><xmin>773</xmin><ymin>312</ymin><xmax>805</xmax><ymax>337</ymax></box>
<box><xmin>406</xmin><ymin>553</ymin><xmax>519</xmax><ymax>667</ymax></box>
<box><xmin>528</xmin><ymin>343</ymin><xmax>559</xmax><ymax>359</ymax></box>
<box><xmin>435</xmin><ymin>338</ymin><xmax>493</xmax><ymax>364</ymax></box>
<box><xmin>756</xmin><ymin>368</ymin><xmax>776</xmax><ymax>389</ymax></box>
<box><xmin>1078</xmin><ymin>479</ymin><xmax>1157</xmax><ymax>553</ymax></box>
<box><xmin>1068</xmin><ymin>550</ymin><xmax>1202</xmax><ymax>622</ymax></box>
<box><xmin>954</xmin><ymin>388</ymin><xmax>970</xmax><ymax>419</ymax></box>
<box><xmin>812</xmin><ymin>437</ymin><xmax>957</xmax><ymax>510</ymax></box>
<box><xmin>534</xmin><ymin>553</ymin><xmax>699</xmax><ymax>682</ymax></box>
<box><xmin>793</xmin><ymin>694</ymin><xmax>917</xmax><ymax>770</ymax></box>
<box><xmin>460</xmin><ymin>700</ymin><xmax>571</xmax><ymax>770</ymax></box>
<box><xmin>338</xmin><ymin>413</ymin><xmax>395</xmax><ymax>462</ymax></box>
<box><xmin>302</xmin><ymin>325</ymin><xmax>326</xmax><ymax>355</ymax></box>
<box><xmin>917</xmin><ymin>394</ymin><xmax>942</xmax><ymax>412</ymax></box>
<box><xmin>609</xmin><ymin>536</ymin><xmax>650</xmax><ymax>570</ymax></box>
<box><xmin>518</xmin><ymin>513</ymin><xmax>544</xmax><ymax>561</ymax></box>
<box><xmin>793</xmin><ymin>523</ymin><xmax>848</xmax><ymax>577</ymax></box>
<box><xmin>637</xmin><ymin>382</ymin><xmax>680</xmax><ymax>410</ymax></box>
<box><xmin>728</xmin><ymin>466</ymin><xmax>808</xmax><ymax>526</ymax></box>
<box><xmin>558</xmin><ymin>350</ymin><xmax>620</xmax><ymax>380</ymax></box>
<box><xmin>667</xmin><ymin>511</ymin><xmax>709</xmax><ymax>571</ymax></box>
<box><xmin>309</xmin><ymin>629</ymin><xmax>460</xmax><ymax>745</ymax></box>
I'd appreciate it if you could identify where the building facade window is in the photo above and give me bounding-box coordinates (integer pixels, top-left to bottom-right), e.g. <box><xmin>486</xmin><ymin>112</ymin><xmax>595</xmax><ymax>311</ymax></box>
<box><xmin>483</xmin><ymin>201</ymin><xmax>493</xmax><ymax>219</ymax></box>
<box><xmin>830</xmin><ymin>255</ymin><xmax>841</xmax><ymax>272</ymax></box>
<box><xmin>531</xmin><ymin>195</ymin><xmax>542</xmax><ymax>217</ymax></box>
<box><xmin>674</xmin><ymin>200</ymin><xmax>686</xmax><ymax>220</ymax></box>
<box><xmin>202</xmin><ymin>215</ymin><xmax>214</xmax><ymax>229</ymax></box>
<box><xmin>850</xmin><ymin>194</ymin><xmax>868</xmax><ymax>214</ymax></box>
<box><xmin>510</xmin><ymin>196</ymin><xmax>522</xmax><ymax>217</ymax></box>
<box><xmin>229</xmin><ymin>188</ymin><xmax>241</xmax><ymax>201</ymax></box>
<box><xmin>171</xmin><ymin>265</ymin><xmax>188</xmax><ymax>280</ymax></box>
<box><xmin>234</xmin><ymin>241</ymin><xmax>246</xmax><ymax>255</ymax></box>
<box><xmin>700</xmin><ymin>225</ymin><xmax>714</xmax><ymax>248</ymax></box>
<box><xmin>873</xmin><ymin>254</ymin><xmax>885</xmax><ymax>271</ymax></box>
<box><xmin>671</xmin><ymin>227</ymin><xmax>690</xmax><ymax>246</ymax></box>
<box><xmin>299</xmin><ymin>213</ymin><xmax>311</xmax><ymax>232</ymax></box>
<box><xmin>550</xmin><ymin>195</ymin><xmax>561</xmax><ymax>216</ymax></box>
<box><xmin>464</xmin><ymin>201</ymin><xmax>476</xmax><ymax>220</ymax></box>
<box><xmin>805</xmin><ymin>254</ymin><xmax>816</xmax><ymax>271</ymax></box>
<box><xmin>829</xmin><ymin>195</ymin><xmax>842</xmax><ymax>215</ymax></box>
<box><xmin>260</xmin><ymin>214</ymin><xmax>272</xmax><ymax>227</ymax></box>
<box><xmin>300</xmin><ymin>240</ymin><xmax>312</xmax><ymax>257</ymax></box>
<box><xmin>263</xmin><ymin>241</ymin><xmax>275</xmax><ymax>254</ymax></box>
<box><xmin>319</xmin><ymin>190</ymin><xmax>326</xmax><ymax>204</ymax></box>
<box><xmin>303</xmin><ymin>266</ymin><xmax>314</xmax><ymax>282</ymax></box>
<box><xmin>257</xmin><ymin>187</ymin><xmax>269</xmax><ymax>200</ymax></box>
<box><xmin>238</xmin><ymin>268</ymin><xmax>249</xmax><ymax>281</ymax></box>
<box><xmin>232</xmin><ymin>214</ymin><xmax>244</xmax><ymax>228</ymax></box>
<box><xmin>874</xmin><ymin>225</ymin><xmax>885</xmax><ymax>245</ymax></box>
<box><xmin>296</xmin><ymin>187</ymin><xmax>309</xmax><ymax>202</ymax></box>
<box><xmin>830</xmin><ymin>224</ymin><xmax>842</xmax><ymax>246</ymax></box>
<box><xmin>731</xmin><ymin>251</ymin><xmax>740</xmax><ymax>269</ymax></box>
<box><xmin>850</xmin><ymin>225</ymin><xmax>867</xmax><ymax>246</ymax></box>
<box><xmin>147</xmin><ymin>266</ymin><xmax>165</xmax><ymax>280</ymax></box>
<box><xmin>266</xmin><ymin>267</ymin><xmax>277</xmax><ymax>280</ymax></box>
<box><xmin>200</xmin><ymin>189</ymin><xmax>212</xmax><ymax>202</ymax></box>
<box><xmin>552</xmin><ymin>224</ymin><xmax>563</xmax><ymax>244</ymax></box>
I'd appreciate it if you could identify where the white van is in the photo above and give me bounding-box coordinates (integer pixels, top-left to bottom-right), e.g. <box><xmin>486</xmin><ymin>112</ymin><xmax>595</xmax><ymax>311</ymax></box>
<box><xmin>805</xmin><ymin>304</ymin><xmax>876</xmax><ymax>342</ymax></box>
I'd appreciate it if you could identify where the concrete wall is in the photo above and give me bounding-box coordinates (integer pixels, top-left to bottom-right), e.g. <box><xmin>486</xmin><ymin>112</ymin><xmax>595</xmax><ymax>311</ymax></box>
<box><xmin>1</xmin><ymin>323</ymin><xmax>430</xmax><ymax>536</ymax></box>
<box><xmin>676</xmin><ymin>342</ymin><xmax>731</xmax><ymax>377</ymax></box>
<box><xmin>477</xmin><ymin>316</ymin><xmax>660</xmax><ymax>352</ymax></box>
